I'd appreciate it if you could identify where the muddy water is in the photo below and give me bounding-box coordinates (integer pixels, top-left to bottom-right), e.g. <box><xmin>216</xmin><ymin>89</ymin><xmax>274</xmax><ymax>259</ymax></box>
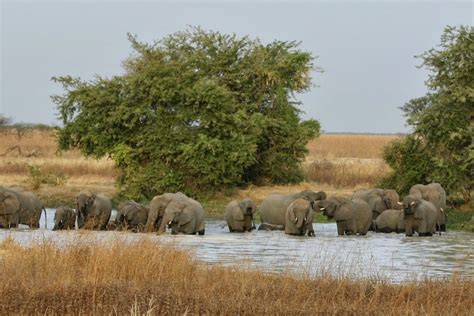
<box><xmin>0</xmin><ymin>209</ymin><xmax>472</xmax><ymax>282</ymax></box>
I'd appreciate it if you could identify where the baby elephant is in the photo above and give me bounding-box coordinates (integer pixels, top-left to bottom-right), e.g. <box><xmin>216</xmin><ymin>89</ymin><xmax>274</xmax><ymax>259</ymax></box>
<box><xmin>53</xmin><ymin>206</ymin><xmax>76</xmax><ymax>230</ymax></box>
<box><xmin>374</xmin><ymin>209</ymin><xmax>405</xmax><ymax>233</ymax></box>
<box><xmin>115</xmin><ymin>200</ymin><xmax>149</xmax><ymax>232</ymax></box>
<box><xmin>315</xmin><ymin>197</ymin><xmax>372</xmax><ymax>236</ymax></box>
<box><xmin>224</xmin><ymin>198</ymin><xmax>257</xmax><ymax>232</ymax></box>
<box><xmin>402</xmin><ymin>195</ymin><xmax>437</xmax><ymax>237</ymax></box>
<box><xmin>285</xmin><ymin>199</ymin><xmax>315</xmax><ymax>237</ymax></box>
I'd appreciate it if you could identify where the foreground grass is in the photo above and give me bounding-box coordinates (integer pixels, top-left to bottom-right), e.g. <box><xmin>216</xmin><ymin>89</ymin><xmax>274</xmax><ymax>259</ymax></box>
<box><xmin>0</xmin><ymin>237</ymin><xmax>472</xmax><ymax>315</ymax></box>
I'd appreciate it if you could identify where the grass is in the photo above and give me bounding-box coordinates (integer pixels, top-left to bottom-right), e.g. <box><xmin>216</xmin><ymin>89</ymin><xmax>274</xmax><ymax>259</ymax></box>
<box><xmin>0</xmin><ymin>237</ymin><xmax>472</xmax><ymax>315</ymax></box>
<box><xmin>0</xmin><ymin>129</ymin><xmax>396</xmax><ymax>208</ymax></box>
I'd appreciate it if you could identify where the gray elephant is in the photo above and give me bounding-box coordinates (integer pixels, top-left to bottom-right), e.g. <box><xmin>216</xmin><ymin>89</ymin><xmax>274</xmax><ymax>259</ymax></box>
<box><xmin>352</xmin><ymin>188</ymin><xmax>401</xmax><ymax>225</ymax></box>
<box><xmin>145</xmin><ymin>192</ymin><xmax>188</xmax><ymax>232</ymax></box>
<box><xmin>115</xmin><ymin>200</ymin><xmax>149</xmax><ymax>232</ymax></box>
<box><xmin>157</xmin><ymin>196</ymin><xmax>205</xmax><ymax>235</ymax></box>
<box><xmin>409</xmin><ymin>183</ymin><xmax>446</xmax><ymax>232</ymax></box>
<box><xmin>53</xmin><ymin>206</ymin><xmax>76</xmax><ymax>230</ymax></box>
<box><xmin>16</xmin><ymin>190</ymin><xmax>47</xmax><ymax>229</ymax></box>
<box><xmin>315</xmin><ymin>197</ymin><xmax>372</xmax><ymax>236</ymax></box>
<box><xmin>285</xmin><ymin>198</ymin><xmax>315</xmax><ymax>237</ymax></box>
<box><xmin>0</xmin><ymin>187</ymin><xmax>20</xmax><ymax>228</ymax></box>
<box><xmin>402</xmin><ymin>195</ymin><xmax>437</xmax><ymax>237</ymax></box>
<box><xmin>0</xmin><ymin>187</ymin><xmax>46</xmax><ymax>229</ymax></box>
<box><xmin>374</xmin><ymin>209</ymin><xmax>405</xmax><ymax>233</ymax></box>
<box><xmin>259</xmin><ymin>190</ymin><xmax>326</xmax><ymax>228</ymax></box>
<box><xmin>76</xmin><ymin>191</ymin><xmax>112</xmax><ymax>230</ymax></box>
<box><xmin>224</xmin><ymin>198</ymin><xmax>257</xmax><ymax>232</ymax></box>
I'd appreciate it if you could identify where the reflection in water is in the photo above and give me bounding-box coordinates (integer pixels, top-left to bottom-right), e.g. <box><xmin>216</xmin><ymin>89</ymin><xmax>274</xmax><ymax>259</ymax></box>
<box><xmin>0</xmin><ymin>209</ymin><xmax>472</xmax><ymax>282</ymax></box>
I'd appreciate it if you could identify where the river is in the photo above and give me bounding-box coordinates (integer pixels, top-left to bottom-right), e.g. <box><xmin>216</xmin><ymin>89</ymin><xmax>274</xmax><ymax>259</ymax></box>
<box><xmin>0</xmin><ymin>209</ymin><xmax>472</xmax><ymax>282</ymax></box>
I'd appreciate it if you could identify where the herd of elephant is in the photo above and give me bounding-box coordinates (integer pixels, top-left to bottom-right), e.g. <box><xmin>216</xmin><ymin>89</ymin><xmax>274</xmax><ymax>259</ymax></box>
<box><xmin>0</xmin><ymin>183</ymin><xmax>447</xmax><ymax>237</ymax></box>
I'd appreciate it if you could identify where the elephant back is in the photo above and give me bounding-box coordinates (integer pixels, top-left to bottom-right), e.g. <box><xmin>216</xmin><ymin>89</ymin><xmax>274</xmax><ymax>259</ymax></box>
<box><xmin>0</xmin><ymin>187</ymin><xmax>21</xmax><ymax>216</ymax></box>
<box><xmin>259</xmin><ymin>194</ymin><xmax>292</xmax><ymax>226</ymax></box>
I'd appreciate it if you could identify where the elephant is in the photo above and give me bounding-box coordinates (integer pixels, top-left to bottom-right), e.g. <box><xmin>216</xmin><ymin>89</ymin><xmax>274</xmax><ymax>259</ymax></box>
<box><xmin>374</xmin><ymin>209</ymin><xmax>405</xmax><ymax>233</ymax></box>
<box><xmin>259</xmin><ymin>190</ymin><xmax>326</xmax><ymax>228</ymax></box>
<box><xmin>315</xmin><ymin>197</ymin><xmax>372</xmax><ymax>236</ymax></box>
<box><xmin>409</xmin><ymin>183</ymin><xmax>447</xmax><ymax>232</ymax></box>
<box><xmin>76</xmin><ymin>191</ymin><xmax>112</xmax><ymax>230</ymax></box>
<box><xmin>157</xmin><ymin>196</ymin><xmax>205</xmax><ymax>235</ymax></box>
<box><xmin>115</xmin><ymin>200</ymin><xmax>149</xmax><ymax>232</ymax></box>
<box><xmin>16</xmin><ymin>190</ymin><xmax>47</xmax><ymax>229</ymax></box>
<box><xmin>402</xmin><ymin>195</ymin><xmax>438</xmax><ymax>237</ymax></box>
<box><xmin>224</xmin><ymin>198</ymin><xmax>257</xmax><ymax>232</ymax></box>
<box><xmin>352</xmin><ymin>188</ymin><xmax>401</xmax><ymax>227</ymax></box>
<box><xmin>53</xmin><ymin>206</ymin><xmax>76</xmax><ymax>230</ymax></box>
<box><xmin>145</xmin><ymin>192</ymin><xmax>188</xmax><ymax>232</ymax></box>
<box><xmin>285</xmin><ymin>198</ymin><xmax>315</xmax><ymax>237</ymax></box>
<box><xmin>0</xmin><ymin>187</ymin><xmax>20</xmax><ymax>228</ymax></box>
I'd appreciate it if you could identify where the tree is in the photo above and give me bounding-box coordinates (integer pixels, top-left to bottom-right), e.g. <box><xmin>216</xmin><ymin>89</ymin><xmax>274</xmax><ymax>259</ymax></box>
<box><xmin>381</xmin><ymin>26</ymin><xmax>473</xmax><ymax>204</ymax></box>
<box><xmin>52</xmin><ymin>28</ymin><xmax>320</xmax><ymax>199</ymax></box>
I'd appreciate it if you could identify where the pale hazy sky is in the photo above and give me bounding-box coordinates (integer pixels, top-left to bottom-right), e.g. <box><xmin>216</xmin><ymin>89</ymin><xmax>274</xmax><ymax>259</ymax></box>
<box><xmin>1</xmin><ymin>0</ymin><xmax>472</xmax><ymax>133</ymax></box>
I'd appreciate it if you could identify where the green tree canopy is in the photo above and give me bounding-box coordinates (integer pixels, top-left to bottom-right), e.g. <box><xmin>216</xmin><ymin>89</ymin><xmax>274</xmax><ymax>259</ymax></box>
<box><xmin>381</xmin><ymin>26</ymin><xmax>473</xmax><ymax>203</ymax></box>
<box><xmin>52</xmin><ymin>28</ymin><xmax>320</xmax><ymax>198</ymax></box>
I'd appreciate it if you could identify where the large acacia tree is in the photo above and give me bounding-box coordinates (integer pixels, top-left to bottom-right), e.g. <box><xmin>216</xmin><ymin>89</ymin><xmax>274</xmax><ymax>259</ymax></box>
<box><xmin>53</xmin><ymin>28</ymin><xmax>320</xmax><ymax>198</ymax></box>
<box><xmin>381</xmin><ymin>26</ymin><xmax>473</xmax><ymax>204</ymax></box>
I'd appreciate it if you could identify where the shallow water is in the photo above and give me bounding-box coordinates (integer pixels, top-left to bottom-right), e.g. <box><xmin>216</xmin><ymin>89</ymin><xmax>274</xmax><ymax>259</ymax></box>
<box><xmin>1</xmin><ymin>209</ymin><xmax>473</xmax><ymax>282</ymax></box>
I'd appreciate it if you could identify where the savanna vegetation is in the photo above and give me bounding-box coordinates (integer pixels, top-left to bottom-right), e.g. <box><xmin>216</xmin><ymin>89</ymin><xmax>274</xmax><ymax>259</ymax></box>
<box><xmin>0</xmin><ymin>237</ymin><xmax>472</xmax><ymax>315</ymax></box>
<box><xmin>52</xmin><ymin>28</ymin><xmax>320</xmax><ymax>199</ymax></box>
<box><xmin>381</xmin><ymin>26</ymin><xmax>473</xmax><ymax>207</ymax></box>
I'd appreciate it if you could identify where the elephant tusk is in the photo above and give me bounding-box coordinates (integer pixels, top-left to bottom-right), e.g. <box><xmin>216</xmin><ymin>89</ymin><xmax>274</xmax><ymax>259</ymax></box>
<box><xmin>440</xmin><ymin>208</ymin><xmax>444</xmax><ymax>213</ymax></box>
<box><xmin>294</xmin><ymin>217</ymin><xmax>298</xmax><ymax>224</ymax></box>
<box><xmin>319</xmin><ymin>207</ymin><xmax>325</xmax><ymax>211</ymax></box>
<box><xmin>410</xmin><ymin>201</ymin><xmax>416</xmax><ymax>206</ymax></box>
<box><xmin>397</xmin><ymin>202</ymin><xmax>403</xmax><ymax>205</ymax></box>
<box><xmin>168</xmin><ymin>220</ymin><xmax>172</xmax><ymax>225</ymax></box>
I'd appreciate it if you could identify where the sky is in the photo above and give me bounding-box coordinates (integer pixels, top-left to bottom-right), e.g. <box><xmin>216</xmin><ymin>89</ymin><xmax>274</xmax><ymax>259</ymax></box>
<box><xmin>1</xmin><ymin>0</ymin><xmax>472</xmax><ymax>133</ymax></box>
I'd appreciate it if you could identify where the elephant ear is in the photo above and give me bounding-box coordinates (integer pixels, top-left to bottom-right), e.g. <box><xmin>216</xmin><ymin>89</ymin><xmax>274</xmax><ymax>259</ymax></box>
<box><xmin>3</xmin><ymin>191</ymin><xmax>20</xmax><ymax>215</ymax></box>
<box><xmin>178</xmin><ymin>207</ymin><xmax>193</xmax><ymax>226</ymax></box>
<box><xmin>232</xmin><ymin>205</ymin><xmax>244</xmax><ymax>221</ymax></box>
<box><xmin>288</xmin><ymin>205</ymin><xmax>297</xmax><ymax>223</ymax></box>
<box><xmin>334</xmin><ymin>203</ymin><xmax>352</xmax><ymax>221</ymax></box>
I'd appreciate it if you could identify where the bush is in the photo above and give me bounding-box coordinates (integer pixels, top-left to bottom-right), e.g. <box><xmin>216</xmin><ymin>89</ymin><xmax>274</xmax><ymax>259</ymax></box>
<box><xmin>52</xmin><ymin>28</ymin><xmax>320</xmax><ymax>199</ymax></box>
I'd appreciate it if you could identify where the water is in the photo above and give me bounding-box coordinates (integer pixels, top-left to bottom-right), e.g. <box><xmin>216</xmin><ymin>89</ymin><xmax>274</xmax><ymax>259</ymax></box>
<box><xmin>0</xmin><ymin>209</ymin><xmax>472</xmax><ymax>282</ymax></box>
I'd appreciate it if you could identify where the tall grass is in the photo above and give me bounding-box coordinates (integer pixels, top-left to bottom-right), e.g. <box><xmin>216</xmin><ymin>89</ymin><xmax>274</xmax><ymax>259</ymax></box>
<box><xmin>0</xmin><ymin>237</ymin><xmax>471</xmax><ymax>315</ymax></box>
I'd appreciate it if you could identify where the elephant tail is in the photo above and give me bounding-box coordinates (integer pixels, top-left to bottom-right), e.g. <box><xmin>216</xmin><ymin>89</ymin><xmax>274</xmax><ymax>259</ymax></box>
<box><xmin>42</xmin><ymin>207</ymin><xmax>47</xmax><ymax>229</ymax></box>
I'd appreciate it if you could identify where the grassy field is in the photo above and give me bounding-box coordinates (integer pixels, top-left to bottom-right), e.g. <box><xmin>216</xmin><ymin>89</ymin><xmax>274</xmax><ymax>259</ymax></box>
<box><xmin>0</xmin><ymin>129</ymin><xmax>398</xmax><ymax>208</ymax></box>
<box><xmin>0</xmin><ymin>237</ymin><xmax>472</xmax><ymax>315</ymax></box>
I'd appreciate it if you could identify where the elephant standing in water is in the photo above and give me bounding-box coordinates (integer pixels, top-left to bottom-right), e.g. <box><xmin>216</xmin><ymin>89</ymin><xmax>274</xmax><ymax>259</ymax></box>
<box><xmin>224</xmin><ymin>198</ymin><xmax>257</xmax><ymax>232</ymax></box>
<box><xmin>115</xmin><ymin>200</ymin><xmax>149</xmax><ymax>232</ymax></box>
<box><xmin>259</xmin><ymin>190</ymin><xmax>326</xmax><ymax>229</ymax></box>
<box><xmin>0</xmin><ymin>187</ymin><xmax>21</xmax><ymax>228</ymax></box>
<box><xmin>76</xmin><ymin>191</ymin><xmax>112</xmax><ymax>230</ymax></box>
<box><xmin>374</xmin><ymin>209</ymin><xmax>405</xmax><ymax>233</ymax></box>
<box><xmin>285</xmin><ymin>199</ymin><xmax>315</xmax><ymax>237</ymax></box>
<box><xmin>402</xmin><ymin>195</ymin><xmax>437</xmax><ymax>237</ymax></box>
<box><xmin>315</xmin><ymin>197</ymin><xmax>372</xmax><ymax>236</ymax></box>
<box><xmin>157</xmin><ymin>195</ymin><xmax>205</xmax><ymax>235</ymax></box>
<box><xmin>145</xmin><ymin>192</ymin><xmax>188</xmax><ymax>232</ymax></box>
<box><xmin>352</xmin><ymin>188</ymin><xmax>401</xmax><ymax>227</ymax></box>
<box><xmin>0</xmin><ymin>187</ymin><xmax>46</xmax><ymax>229</ymax></box>
<box><xmin>409</xmin><ymin>183</ymin><xmax>447</xmax><ymax>232</ymax></box>
<box><xmin>53</xmin><ymin>206</ymin><xmax>76</xmax><ymax>230</ymax></box>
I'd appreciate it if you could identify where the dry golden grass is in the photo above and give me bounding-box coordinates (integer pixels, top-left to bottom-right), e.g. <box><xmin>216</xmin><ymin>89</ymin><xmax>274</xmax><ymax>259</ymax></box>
<box><xmin>0</xmin><ymin>237</ymin><xmax>472</xmax><ymax>315</ymax></box>
<box><xmin>0</xmin><ymin>129</ymin><xmax>401</xmax><ymax>206</ymax></box>
<box><xmin>307</xmin><ymin>134</ymin><xmax>402</xmax><ymax>159</ymax></box>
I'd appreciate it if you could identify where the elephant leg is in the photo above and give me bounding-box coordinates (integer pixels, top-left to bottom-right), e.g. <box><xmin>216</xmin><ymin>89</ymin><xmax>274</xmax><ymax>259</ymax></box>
<box><xmin>346</xmin><ymin>219</ymin><xmax>357</xmax><ymax>235</ymax></box>
<box><xmin>197</xmin><ymin>229</ymin><xmax>205</xmax><ymax>235</ymax></box>
<box><xmin>336</xmin><ymin>222</ymin><xmax>345</xmax><ymax>236</ymax></box>
<box><xmin>439</xmin><ymin>224</ymin><xmax>446</xmax><ymax>232</ymax></box>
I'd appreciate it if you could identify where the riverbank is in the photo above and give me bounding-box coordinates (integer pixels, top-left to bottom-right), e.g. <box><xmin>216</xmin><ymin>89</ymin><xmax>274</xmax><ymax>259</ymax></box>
<box><xmin>0</xmin><ymin>237</ymin><xmax>472</xmax><ymax>315</ymax></box>
<box><xmin>1</xmin><ymin>129</ymin><xmax>472</xmax><ymax>229</ymax></box>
